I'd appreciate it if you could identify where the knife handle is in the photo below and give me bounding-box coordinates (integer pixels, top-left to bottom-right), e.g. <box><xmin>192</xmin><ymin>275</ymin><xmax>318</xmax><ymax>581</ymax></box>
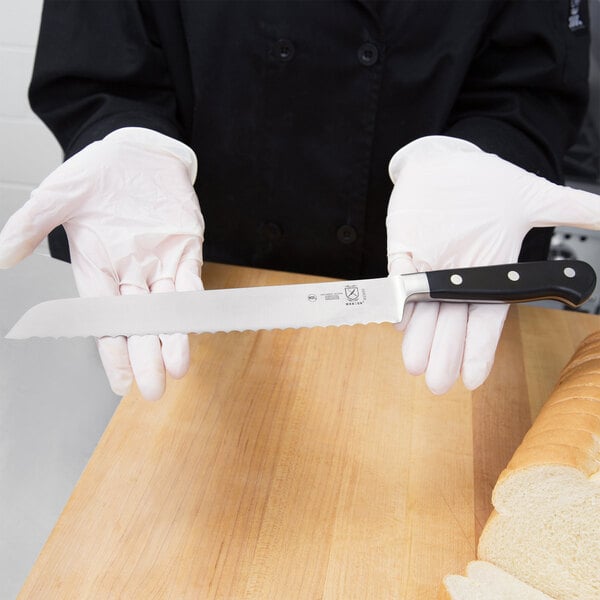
<box><xmin>425</xmin><ymin>260</ymin><xmax>596</xmax><ymax>307</ymax></box>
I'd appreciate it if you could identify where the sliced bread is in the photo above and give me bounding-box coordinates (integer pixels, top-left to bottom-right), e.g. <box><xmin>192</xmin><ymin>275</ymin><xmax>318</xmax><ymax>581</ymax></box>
<box><xmin>440</xmin><ymin>560</ymin><xmax>555</xmax><ymax>599</ymax></box>
<box><xmin>477</xmin><ymin>330</ymin><xmax>600</xmax><ymax>600</ymax></box>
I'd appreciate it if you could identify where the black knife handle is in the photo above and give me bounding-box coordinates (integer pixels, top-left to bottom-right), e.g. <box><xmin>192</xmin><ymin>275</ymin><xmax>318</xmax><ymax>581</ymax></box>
<box><xmin>426</xmin><ymin>260</ymin><xmax>596</xmax><ymax>307</ymax></box>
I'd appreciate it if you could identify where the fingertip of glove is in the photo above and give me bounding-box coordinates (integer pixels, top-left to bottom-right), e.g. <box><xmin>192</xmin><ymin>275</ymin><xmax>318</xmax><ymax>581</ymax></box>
<box><xmin>462</xmin><ymin>362</ymin><xmax>491</xmax><ymax>391</ymax></box>
<box><xmin>106</xmin><ymin>366</ymin><xmax>133</xmax><ymax>397</ymax></box>
<box><xmin>425</xmin><ymin>374</ymin><xmax>454</xmax><ymax>396</ymax></box>
<box><xmin>402</xmin><ymin>351</ymin><xmax>427</xmax><ymax>377</ymax></box>
<box><xmin>110</xmin><ymin>378</ymin><xmax>133</xmax><ymax>398</ymax></box>
<box><xmin>166</xmin><ymin>361</ymin><xmax>189</xmax><ymax>380</ymax></box>
<box><xmin>138</xmin><ymin>379</ymin><xmax>166</xmax><ymax>402</ymax></box>
<box><xmin>462</xmin><ymin>347</ymin><xmax>494</xmax><ymax>389</ymax></box>
<box><xmin>160</xmin><ymin>333</ymin><xmax>190</xmax><ymax>380</ymax></box>
<box><xmin>97</xmin><ymin>336</ymin><xmax>134</xmax><ymax>397</ymax></box>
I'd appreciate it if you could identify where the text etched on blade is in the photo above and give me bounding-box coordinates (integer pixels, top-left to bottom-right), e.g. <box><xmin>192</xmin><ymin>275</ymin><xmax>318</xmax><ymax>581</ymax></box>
<box><xmin>306</xmin><ymin>287</ymin><xmax>366</xmax><ymax>306</ymax></box>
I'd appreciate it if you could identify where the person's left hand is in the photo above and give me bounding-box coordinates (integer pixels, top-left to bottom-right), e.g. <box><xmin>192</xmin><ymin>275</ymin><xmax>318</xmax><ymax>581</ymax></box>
<box><xmin>386</xmin><ymin>135</ymin><xmax>600</xmax><ymax>395</ymax></box>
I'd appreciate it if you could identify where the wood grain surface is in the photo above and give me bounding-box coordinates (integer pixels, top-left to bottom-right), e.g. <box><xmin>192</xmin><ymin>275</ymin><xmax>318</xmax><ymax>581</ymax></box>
<box><xmin>18</xmin><ymin>263</ymin><xmax>600</xmax><ymax>599</ymax></box>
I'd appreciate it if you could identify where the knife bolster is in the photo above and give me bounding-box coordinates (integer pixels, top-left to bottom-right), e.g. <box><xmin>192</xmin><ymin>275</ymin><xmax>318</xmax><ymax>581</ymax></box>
<box><xmin>396</xmin><ymin>272</ymin><xmax>432</xmax><ymax>304</ymax></box>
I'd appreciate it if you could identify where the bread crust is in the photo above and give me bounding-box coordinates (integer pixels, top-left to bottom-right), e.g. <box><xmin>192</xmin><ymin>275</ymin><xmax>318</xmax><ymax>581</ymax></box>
<box><xmin>527</xmin><ymin>412</ymin><xmax>600</xmax><ymax>433</ymax></box>
<box><xmin>539</xmin><ymin>396</ymin><xmax>600</xmax><ymax>413</ymax></box>
<box><xmin>557</xmin><ymin>335</ymin><xmax>600</xmax><ymax>382</ymax></box>
<box><xmin>497</xmin><ymin>443</ymin><xmax>599</xmax><ymax>484</ymax></box>
<box><xmin>495</xmin><ymin>332</ymin><xmax>600</xmax><ymax>482</ymax></box>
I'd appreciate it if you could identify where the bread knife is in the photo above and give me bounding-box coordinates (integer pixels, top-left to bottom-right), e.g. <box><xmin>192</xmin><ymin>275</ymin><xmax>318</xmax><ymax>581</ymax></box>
<box><xmin>5</xmin><ymin>260</ymin><xmax>596</xmax><ymax>339</ymax></box>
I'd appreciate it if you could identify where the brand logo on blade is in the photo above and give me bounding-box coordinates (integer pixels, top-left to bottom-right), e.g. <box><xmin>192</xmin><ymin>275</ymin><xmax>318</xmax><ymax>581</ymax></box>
<box><xmin>344</xmin><ymin>285</ymin><xmax>359</xmax><ymax>301</ymax></box>
<box><xmin>307</xmin><ymin>294</ymin><xmax>317</xmax><ymax>302</ymax></box>
<box><xmin>344</xmin><ymin>285</ymin><xmax>366</xmax><ymax>306</ymax></box>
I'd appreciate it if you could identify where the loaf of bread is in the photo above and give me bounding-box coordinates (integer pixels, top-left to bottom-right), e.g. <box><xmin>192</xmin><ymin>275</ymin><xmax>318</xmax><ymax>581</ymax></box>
<box><xmin>440</xmin><ymin>330</ymin><xmax>600</xmax><ymax>599</ymax></box>
<box><xmin>440</xmin><ymin>561</ymin><xmax>555</xmax><ymax>600</ymax></box>
<box><xmin>476</xmin><ymin>330</ymin><xmax>600</xmax><ymax>600</ymax></box>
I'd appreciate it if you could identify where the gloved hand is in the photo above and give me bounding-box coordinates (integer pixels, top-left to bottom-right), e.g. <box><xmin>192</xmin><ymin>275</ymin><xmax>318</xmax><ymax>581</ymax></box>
<box><xmin>0</xmin><ymin>127</ymin><xmax>204</xmax><ymax>401</ymax></box>
<box><xmin>386</xmin><ymin>135</ymin><xmax>600</xmax><ymax>395</ymax></box>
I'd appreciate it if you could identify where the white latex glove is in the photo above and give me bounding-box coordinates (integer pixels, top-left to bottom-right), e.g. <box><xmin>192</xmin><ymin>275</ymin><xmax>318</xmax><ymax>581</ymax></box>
<box><xmin>0</xmin><ymin>127</ymin><xmax>204</xmax><ymax>401</ymax></box>
<box><xmin>387</xmin><ymin>135</ymin><xmax>600</xmax><ymax>395</ymax></box>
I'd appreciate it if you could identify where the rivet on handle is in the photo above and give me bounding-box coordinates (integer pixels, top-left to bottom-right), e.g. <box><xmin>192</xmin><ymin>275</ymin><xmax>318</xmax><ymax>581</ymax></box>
<box><xmin>564</xmin><ymin>267</ymin><xmax>576</xmax><ymax>278</ymax></box>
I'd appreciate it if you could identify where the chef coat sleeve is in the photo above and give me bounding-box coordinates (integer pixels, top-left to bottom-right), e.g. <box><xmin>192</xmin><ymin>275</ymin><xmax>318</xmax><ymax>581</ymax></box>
<box><xmin>444</xmin><ymin>0</ymin><xmax>590</xmax><ymax>185</ymax></box>
<box><xmin>29</xmin><ymin>0</ymin><xmax>183</xmax><ymax>159</ymax></box>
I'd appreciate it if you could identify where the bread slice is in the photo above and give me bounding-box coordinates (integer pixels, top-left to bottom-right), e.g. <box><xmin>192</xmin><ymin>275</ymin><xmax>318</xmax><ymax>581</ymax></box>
<box><xmin>440</xmin><ymin>561</ymin><xmax>555</xmax><ymax>599</ymax></box>
<box><xmin>477</xmin><ymin>330</ymin><xmax>600</xmax><ymax>600</ymax></box>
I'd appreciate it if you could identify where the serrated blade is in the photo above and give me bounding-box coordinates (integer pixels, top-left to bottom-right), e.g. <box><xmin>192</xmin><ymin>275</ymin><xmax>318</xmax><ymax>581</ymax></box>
<box><xmin>5</xmin><ymin>276</ymin><xmax>407</xmax><ymax>339</ymax></box>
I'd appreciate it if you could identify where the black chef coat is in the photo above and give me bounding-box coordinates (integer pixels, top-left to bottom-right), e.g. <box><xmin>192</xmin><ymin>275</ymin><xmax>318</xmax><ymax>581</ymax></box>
<box><xmin>29</xmin><ymin>0</ymin><xmax>590</xmax><ymax>279</ymax></box>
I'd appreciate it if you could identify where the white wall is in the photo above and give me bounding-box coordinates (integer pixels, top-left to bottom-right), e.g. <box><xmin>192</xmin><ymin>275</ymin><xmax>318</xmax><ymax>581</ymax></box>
<box><xmin>0</xmin><ymin>0</ymin><xmax>63</xmax><ymax>251</ymax></box>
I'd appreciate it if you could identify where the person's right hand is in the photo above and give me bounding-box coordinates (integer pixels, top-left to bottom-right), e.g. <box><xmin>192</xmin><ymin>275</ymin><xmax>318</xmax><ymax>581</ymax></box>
<box><xmin>0</xmin><ymin>127</ymin><xmax>205</xmax><ymax>401</ymax></box>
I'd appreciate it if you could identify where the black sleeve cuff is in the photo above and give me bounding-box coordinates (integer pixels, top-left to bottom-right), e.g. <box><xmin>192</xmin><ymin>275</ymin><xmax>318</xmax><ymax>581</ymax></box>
<box><xmin>64</xmin><ymin>111</ymin><xmax>184</xmax><ymax>159</ymax></box>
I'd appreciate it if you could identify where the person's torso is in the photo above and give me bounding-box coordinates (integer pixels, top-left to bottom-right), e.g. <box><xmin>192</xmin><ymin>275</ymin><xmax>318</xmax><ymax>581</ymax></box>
<box><xmin>148</xmin><ymin>0</ymin><xmax>497</xmax><ymax>278</ymax></box>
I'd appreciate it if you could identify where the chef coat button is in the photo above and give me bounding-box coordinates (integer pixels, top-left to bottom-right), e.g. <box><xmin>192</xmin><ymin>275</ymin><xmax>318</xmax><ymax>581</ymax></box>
<box><xmin>337</xmin><ymin>225</ymin><xmax>358</xmax><ymax>245</ymax></box>
<box><xmin>358</xmin><ymin>43</ymin><xmax>378</xmax><ymax>66</ymax></box>
<box><xmin>276</xmin><ymin>39</ymin><xmax>295</xmax><ymax>61</ymax></box>
<box><xmin>260</xmin><ymin>222</ymin><xmax>283</xmax><ymax>241</ymax></box>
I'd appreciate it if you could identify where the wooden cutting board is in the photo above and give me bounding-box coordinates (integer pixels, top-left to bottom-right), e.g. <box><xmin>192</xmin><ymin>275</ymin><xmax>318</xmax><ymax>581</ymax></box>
<box><xmin>18</xmin><ymin>263</ymin><xmax>600</xmax><ymax>599</ymax></box>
